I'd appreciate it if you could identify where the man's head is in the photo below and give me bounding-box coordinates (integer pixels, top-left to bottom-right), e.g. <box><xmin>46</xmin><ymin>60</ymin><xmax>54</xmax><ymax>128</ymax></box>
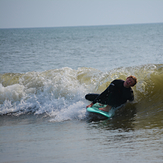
<box><xmin>124</xmin><ymin>75</ymin><xmax>137</xmax><ymax>88</ymax></box>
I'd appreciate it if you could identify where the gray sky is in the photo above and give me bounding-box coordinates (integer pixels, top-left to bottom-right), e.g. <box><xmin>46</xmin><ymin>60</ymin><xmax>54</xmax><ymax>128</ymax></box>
<box><xmin>0</xmin><ymin>0</ymin><xmax>163</xmax><ymax>28</ymax></box>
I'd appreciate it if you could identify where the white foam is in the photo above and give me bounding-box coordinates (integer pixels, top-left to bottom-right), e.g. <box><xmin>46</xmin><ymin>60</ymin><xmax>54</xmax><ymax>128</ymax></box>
<box><xmin>49</xmin><ymin>101</ymin><xmax>86</xmax><ymax>122</ymax></box>
<box><xmin>0</xmin><ymin>68</ymin><xmax>90</xmax><ymax>120</ymax></box>
<box><xmin>0</xmin><ymin>83</ymin><xmax>24</xmax><ymax>103</ymax></box>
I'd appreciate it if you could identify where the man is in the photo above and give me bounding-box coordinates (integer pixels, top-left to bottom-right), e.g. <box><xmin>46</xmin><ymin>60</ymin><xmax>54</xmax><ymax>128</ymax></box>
<box><xmin>85</xmin><ymin>76</ymin><xmax>137</xmax><ymax>112</ymax></box>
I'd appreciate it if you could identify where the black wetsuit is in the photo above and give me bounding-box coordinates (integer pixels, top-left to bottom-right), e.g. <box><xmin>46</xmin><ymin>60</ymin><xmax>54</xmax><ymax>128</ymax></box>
<box><xmin>85</xmin><ymin>79</ymin><xmax>134</xmax><ymax>107</ymax></box>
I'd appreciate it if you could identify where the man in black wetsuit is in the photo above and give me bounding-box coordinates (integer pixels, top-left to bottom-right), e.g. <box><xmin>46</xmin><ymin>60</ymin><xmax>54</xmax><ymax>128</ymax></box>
<box><xmin>85</xmin><ymin>76</ymin><xmax>137</xmax><ymax>112</ymax></box>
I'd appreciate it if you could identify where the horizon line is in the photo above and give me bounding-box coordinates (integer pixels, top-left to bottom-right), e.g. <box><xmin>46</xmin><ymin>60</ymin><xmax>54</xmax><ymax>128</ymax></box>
<box><xmin>0</xmin><ymin>22</ymin><xmax>163</xmax><ymax>30</ymax></box>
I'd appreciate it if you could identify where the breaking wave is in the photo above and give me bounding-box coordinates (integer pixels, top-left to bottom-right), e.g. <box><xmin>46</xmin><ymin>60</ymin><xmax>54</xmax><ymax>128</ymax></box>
<box><xmin>0</xmin><ymin>64</ymin><xmax>163</xmax><ymax>122</ymax></box>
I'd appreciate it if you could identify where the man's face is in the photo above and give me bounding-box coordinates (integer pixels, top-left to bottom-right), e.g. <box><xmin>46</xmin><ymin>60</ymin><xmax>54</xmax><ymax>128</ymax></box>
<box><xmin>125</xmin><ymin>77</ymin><xmax>135</xmax><ymax>87</ymax></box>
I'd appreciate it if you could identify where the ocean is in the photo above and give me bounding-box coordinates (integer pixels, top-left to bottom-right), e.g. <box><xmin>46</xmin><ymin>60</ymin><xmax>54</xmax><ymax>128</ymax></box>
<box><xmin>0</xmin><ymin>23</ymin><xmax>163</xmax><ymax>163</ymax></box>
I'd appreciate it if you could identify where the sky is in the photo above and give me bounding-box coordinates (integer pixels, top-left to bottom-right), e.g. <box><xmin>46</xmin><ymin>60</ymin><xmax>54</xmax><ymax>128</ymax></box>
<box><xmin>0</xmin><ymin>0</ymin><xmax>163</xmax><ymax>28</ymax></box>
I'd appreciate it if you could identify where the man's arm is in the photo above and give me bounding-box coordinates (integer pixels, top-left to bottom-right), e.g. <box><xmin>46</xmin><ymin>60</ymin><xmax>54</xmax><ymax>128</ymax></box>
<box><xmin>92</xmin><ymin>83</ymin><xmax>115</xmax><ymax>104</ymax></box>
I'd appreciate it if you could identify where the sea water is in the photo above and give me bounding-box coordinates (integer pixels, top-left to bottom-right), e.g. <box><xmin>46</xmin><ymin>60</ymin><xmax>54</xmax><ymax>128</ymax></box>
<box><xmin>0</xmin><ymin>23</ymin><xmax>163</xmax><ymax>163</ymax></box>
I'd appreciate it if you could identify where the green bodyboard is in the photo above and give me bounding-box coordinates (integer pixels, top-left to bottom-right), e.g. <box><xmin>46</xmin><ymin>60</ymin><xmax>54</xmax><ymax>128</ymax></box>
<box><xmin>86</xmin><ymin>103</ymin><xmax>116</xmax><ymax>118</ymax></box>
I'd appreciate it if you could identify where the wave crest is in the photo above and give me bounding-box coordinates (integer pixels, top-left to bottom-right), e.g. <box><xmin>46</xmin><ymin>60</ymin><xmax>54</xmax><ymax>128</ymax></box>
<box><xmin>0</xmin><ymin>64</ymin><xmax>163</xmax><ymax>121</ymax></box>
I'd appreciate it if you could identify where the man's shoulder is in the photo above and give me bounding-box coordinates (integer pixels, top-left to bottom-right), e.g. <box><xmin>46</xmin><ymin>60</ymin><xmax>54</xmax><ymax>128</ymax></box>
<box><xmin>112</xmin><ymin>79</ymin><xmax>124</xmax><ymax>84</ymax></box>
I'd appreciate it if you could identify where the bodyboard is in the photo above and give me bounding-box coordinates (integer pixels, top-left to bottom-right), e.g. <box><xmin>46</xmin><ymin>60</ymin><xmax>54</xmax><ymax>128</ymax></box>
<box><xmin>86</xmin><ymin>103</ymin><xmax>116</xmax><ymax>118</ymax></box>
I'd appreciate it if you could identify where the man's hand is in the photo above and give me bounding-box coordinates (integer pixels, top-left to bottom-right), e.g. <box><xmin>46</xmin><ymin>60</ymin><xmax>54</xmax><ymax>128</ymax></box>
<box><xmin>86</xmin><ymin>103</ymin><xmax>93</xmax><ymax>108</ymax></box>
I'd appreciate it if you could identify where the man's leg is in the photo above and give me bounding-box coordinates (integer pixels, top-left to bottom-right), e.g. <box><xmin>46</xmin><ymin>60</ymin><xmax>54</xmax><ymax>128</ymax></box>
<box><xmin>85</xmin><ymin>93</ymin><xmax>99</xmax><ymax>102</ymax></box>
